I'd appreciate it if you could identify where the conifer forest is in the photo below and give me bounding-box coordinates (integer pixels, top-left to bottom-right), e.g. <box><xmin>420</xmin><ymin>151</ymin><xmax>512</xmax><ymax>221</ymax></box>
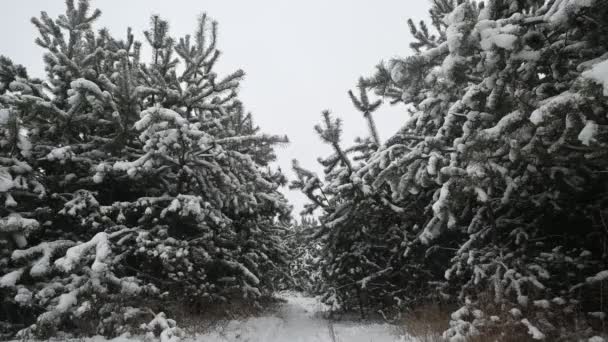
<box><xmin>0</xmin><ymin>0</ymin><xmax>607</xmax><ymax>341</ymax></box>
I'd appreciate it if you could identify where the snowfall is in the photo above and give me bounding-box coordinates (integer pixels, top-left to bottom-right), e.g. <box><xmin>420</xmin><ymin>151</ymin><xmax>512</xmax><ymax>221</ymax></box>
<box><xmin>13</xmin><ymin>292</ymin><xmax>417</xmax><ymax>342</ymax></box>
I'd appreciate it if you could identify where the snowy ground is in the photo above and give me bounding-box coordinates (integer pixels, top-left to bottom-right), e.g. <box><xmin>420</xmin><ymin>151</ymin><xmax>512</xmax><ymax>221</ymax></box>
<box><xmin>34</xmin><ymin>292</ymin><xmax>416</xmax><ymax>342</ymax></box>
<box><xmin>188</xmin><ymin>291</ymin><xmax>411</xmax><ymax>342</ymax></box>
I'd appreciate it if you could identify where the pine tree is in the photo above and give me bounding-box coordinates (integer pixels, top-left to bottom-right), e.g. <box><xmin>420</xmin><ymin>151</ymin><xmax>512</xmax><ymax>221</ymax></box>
<box><xmin>291</xmin><ymin>106</ymin><xmax>421</xmax><ymax>317</ymax></box>
<box><xmin>295</xmin><ymin>0</ymin><xmax>608</xmax><ymax>339</ymax></box>
<box><xmin>283</xmin><ymin>215</ymin><xmax>322</xmax><ymax>294</ymax></box>
<box><xmin>0</xmin><ymin>1</ymin><xmax>290</xmax><ymax>339</ymax></box>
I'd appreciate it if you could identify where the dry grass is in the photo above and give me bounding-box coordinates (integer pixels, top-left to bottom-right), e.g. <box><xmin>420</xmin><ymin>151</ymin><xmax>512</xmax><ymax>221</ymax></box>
<box><xmin>159</xmin><ymin>294</ymin><xmax>284</xmax><ymax>335</ymax></box>
<box><xmin>396</xmin><ymin>302</ymin><xmax>536</xmax><ymax>342</ymax></box>
<box><xmin>465</xmin><ymin>328</ymin><xmax>534</xmax><ymax>342</ymax></box>
<box><xmin>397</xmin><ymin>301</ymin><xmax>608</xmax><ymax>342</ymax></box>
<box><xmin>396</xmin><ymin>303</ymin><xmax>452</xmax><ymax>342</ymax></box>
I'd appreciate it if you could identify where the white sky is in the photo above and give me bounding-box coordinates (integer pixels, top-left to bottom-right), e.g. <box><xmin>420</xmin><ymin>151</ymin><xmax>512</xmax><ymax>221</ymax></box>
<box><xmin>0</xmin><ymin>0</ymin><xmax>430</xmax><ymax>216</ymax></box>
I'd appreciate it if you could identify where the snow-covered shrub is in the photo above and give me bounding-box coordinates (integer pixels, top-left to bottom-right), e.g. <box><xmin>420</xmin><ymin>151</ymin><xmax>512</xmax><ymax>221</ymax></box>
<box><xmin>141</xmin><ymin>312</ymin><xmax>184</xmax><ymax>342</ymax></box>
<box><xmin>0</xmin><ymin>0</ymin><xmax>290</xmax><ymax>339</ymax></box>
<box><xmin>294</xmin><ymin>0</ymin><xmax>608</xmax><ymax>339</ymax></box>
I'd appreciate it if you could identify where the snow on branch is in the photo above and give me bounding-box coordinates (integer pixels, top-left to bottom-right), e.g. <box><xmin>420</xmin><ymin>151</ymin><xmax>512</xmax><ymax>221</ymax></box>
<box><xmin>586</xmin><ymin>270</ymin><xmax>608</xmax><ymax>284</ymax></box>
<box><xmin>358</xmin><ymin>267</ymin><xmax>393</xmax><ymax>289</ymax></box>
<box><xmin>135</xmin><ymin>106</ymin><xmax>186</xmax><ymax>131</ymax></box>
<box><xmin>214</xmin><ymin>133</ymin><xmax>289</xmax><ymax>145</ymax></box>
<box><xmin>0</xmin><ymin>213</ymin><xmax>39</xmax><ymax>248</ymax></box>
<box><xmin>54</xmin><ymin>232</ymin><xmax>112</xmax><ymax>273</ymax></box>
<box><xmin>12</xmin><ymin>240</ymin><xmax>75</xmax><ymax>277</ymax></box>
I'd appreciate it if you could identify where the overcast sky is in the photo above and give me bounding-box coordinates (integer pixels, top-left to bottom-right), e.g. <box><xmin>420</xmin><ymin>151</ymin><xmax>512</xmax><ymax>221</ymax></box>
<box><xmin>0</xmin><ymin>0</ymin><xmax>430</xmax><ymax>216</ymax></box>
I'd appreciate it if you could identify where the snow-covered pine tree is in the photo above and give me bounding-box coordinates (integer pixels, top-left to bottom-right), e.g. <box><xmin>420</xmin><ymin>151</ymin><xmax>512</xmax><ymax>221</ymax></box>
<box><xmin>290</xmin><ymin>101</ymin><xmax>427</xmax><ymax>318</ymax></box>
<box><xmin>295</xmin><ymin>0</ymin><xmax>608</xmax><ymax>339</ymax></box>
<box><xmin>284</xmin><ymin>215</ymin><xmax>323</xmax><ymax>295</ymax></box>
<box><xmin>0</xmin><ymin>1</ymin><xmax>290</xmax><ymax>339</ymax></box>
<box><xmin>379</xmin><ymin>0</ymin><xmax>608</xmax><ymax>339</ymax></box>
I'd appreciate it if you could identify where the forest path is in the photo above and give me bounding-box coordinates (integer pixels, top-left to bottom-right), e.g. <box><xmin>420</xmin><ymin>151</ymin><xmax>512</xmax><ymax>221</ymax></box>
<box><xmin>26</xmin><ymin>292</ymin><xmax>414</xmax><ymax>342</ymax></box>
<box><xmin>190</xmin><ymin>291</ymin><xmax>413</xmax><ymax>342</ymax></box>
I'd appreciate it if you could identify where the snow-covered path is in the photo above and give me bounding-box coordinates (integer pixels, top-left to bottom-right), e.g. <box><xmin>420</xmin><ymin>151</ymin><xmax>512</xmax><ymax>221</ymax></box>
<box><xmin>27</xmin><ymin>292</ymin><xmax>414</xmax><ymax>342</ymax></box>
<box><xmin>191</xmin><ymin>292</ymin><xmax>409</xmax><ymax>342</ymax></box>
